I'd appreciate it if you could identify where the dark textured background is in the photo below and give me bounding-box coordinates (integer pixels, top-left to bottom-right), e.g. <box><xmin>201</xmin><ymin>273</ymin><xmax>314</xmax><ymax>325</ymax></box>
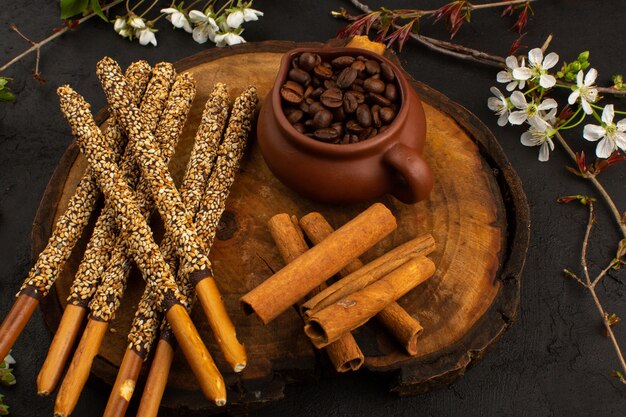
<box><xmin>1</xmin><ymin>0</ymin><xmax>626</xmax><ymax>416</ymax></box>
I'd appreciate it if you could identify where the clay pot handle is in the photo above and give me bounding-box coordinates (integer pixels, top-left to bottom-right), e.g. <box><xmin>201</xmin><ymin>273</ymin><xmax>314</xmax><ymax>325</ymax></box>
<box><xmin>383</xmin><ymin>143</ymin><xmax>433</xmax><ymax>204</ymax></box>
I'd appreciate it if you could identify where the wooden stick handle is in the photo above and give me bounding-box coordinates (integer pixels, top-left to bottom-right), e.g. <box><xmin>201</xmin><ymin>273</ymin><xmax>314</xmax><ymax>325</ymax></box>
<box><xmin>304</xmin><ymin>256</ymin><xmax>435</xmax><ymax>348</ymax></box>
<box><xmin>165</xmin><ymin>304</ymin><xmax>226</xmax><ymax>405</ymax></box>
<box><xmin>103</xmin><ymin>347</ymin><xmax>144</xmax><ymax>417</ymax></box>
<box><xmin>135</xmin><ymin>339</ymin><xmax>175</xmax><ymax>417</ymax></box>
<box><xmin>299</xmin><ymin>213</ymin><xmax>424</xmax><ymax>356</ymax></box>
<box><xmin>54</xmin><ymin>319</ymin><xmax>109</xmax><ymax>417</ymax></box>
<box><xmin>0</xmin><ymin>293</ymin><xmax>39</xmax><ymax>361</ymax></box>
<box><xmin>37</xmin><ymin>304</ymin><xmax>87</xmax><ymax>395</ymax></box>
<box><xmin>195</xmin><ymin>277</ymin><xmax>247</xmax><ymax>372</ymax></box>
<box><xmin>267</xmin><ymin>214</ymin><xmax>364</xmax><ymax>373</ymax></box>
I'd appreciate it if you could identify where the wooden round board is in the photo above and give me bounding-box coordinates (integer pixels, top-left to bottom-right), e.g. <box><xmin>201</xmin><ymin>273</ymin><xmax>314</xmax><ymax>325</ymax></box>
<box><xmin>34</xmin><ymin>41</ymin><xmax>529</xmax><ymax>414</ymax></box>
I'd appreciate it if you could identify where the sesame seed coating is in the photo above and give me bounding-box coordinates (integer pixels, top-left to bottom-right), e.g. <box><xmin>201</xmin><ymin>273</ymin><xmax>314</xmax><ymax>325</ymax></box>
<box><xmin>128</xmin><ymin>83</ymin><xmax>231</xmax><ymax>355</ymax></box>
<box><xmin>19</xmin><ymin>61</ymin><xmax>151</xmax><ymax>300</ymax></box>
<box><xmin>58</xmin><ymin>86</ymin><xmax>186</xmax><ymax>311</ymax></box>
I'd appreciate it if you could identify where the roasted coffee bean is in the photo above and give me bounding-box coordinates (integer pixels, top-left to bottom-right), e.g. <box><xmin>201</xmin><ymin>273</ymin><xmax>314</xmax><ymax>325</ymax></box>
<box><xmin>337</xmin><ymin>67</ymin><xmax>358</xmax><ymax>89</ymax></box>
<box><xmin>305</xmin><ymin>97</ymin><xmax>314</xmax><ymax>105</ymax></box>
<box><xmin>314</xmin><ymin>128</ymin><xmax>339</xmax><ymax>142</ymax></box>
<box><xmin>351</xmin><ymin>84</ymin><xmax>365</xmax><ymax>93</ymax></box>
<box><xmin>312</xmin><ymin>109</ymin><xmax>333</xmax><ymax>129</ymax></box>
<box><xmin>379</xmin><ymin>125</ymin><xmax>390</xmax><ymax>134</ymax></box>
<box><xmin>370</xmin><ymin>92</ymin><xmax>392</xmax><ymax>107</ymax></box>
<box><xmin>323</xmin><ymin>79</ymin><xmax>338</xmax><ymax>90</ymax></box>
<box><xmin>291</xmin><ymin>57</ymin><xmax>299</xmax><ymax>68</ymax></box>
<box><xmin>332</xmin><ymin>56</ymin><xmax>355</xmax><ymax>68</ymax></box>
<box><xmin>348</xmin><ymin>90</ymin><xmax>366</xmax><ymax>104</ymax></box>
<box><xmin>333</xmin><ymin>107</ymin><xmax>346</xmax><ymax>122</ymax></box>
<box><xmin>380</xmin><ymin>107</ymin><xmax>396</xmax><ymax>123</ymax></box>
<box><xmin>364</xmin><ymin>77</ymin><xmax>385</xmax><ymax>94</ymax></box>
<box><xmin>311</xmin><ymin>77</ymin><xmax>322</xmax><ymax>87</ymax></box>
<box><xmin>331</xmin><ymin>122</ymin><xmax>344</xmax><ymax>137</ymax></box>
<box><xmin>371</xmin><ymin>104</ymin><xmax>381</xmax><ymax>127</ymax></box>
<box><xmin>303</xmin><ymin>85</ymin><xmax>314</xmax><ymax>99</ymax></box>
<box><xmin>356</xmin><ymin>104</ymin><xmax>372</xmax><ymax>127</ymax></box>
<box><xmin>308</xmin><ymin>101</ymin><xmax>325</xmax><ymax>115</ymax></box>
<box><xmin>314</xmin><ymin>63</ymin><xmax>333</xmax><ymax>79</ymax></box>
<box><xmin>351</xmin><ymin>60</ymin><xmax>366</xmax><ymax>73</ymax></box>
<box><xmin>310</xmin><ymin>87</ymin><xmax>325</xmax><ymax>99</ymax></box>
<box><xmin>343</xmin><ymin>91</ymin><xmax>359</xmax><ymax>113</ymax></box>
<box><xmin>299</xmin><ymin>52</ymin><xmax>319</xmax><ymax>72</ymax></box>
<box><xmin>380</xmin><ymin>62</ymin><xmax>395</xmax><ymax>82</ymax></box>
<box><xmin>285</xmin><ymin>108</ymin><xmax>304</xmax><ymax>124</ymax></box>
<box><xmin>384</xmin><ymin>83</ymin><xmax>398</xmax><ymax>101</ymax></box>
<box><xmin>280</xmin><ymin>81</ymin><xmax>304</xmax><ymax>104</ymax></box>
<box><xmin>299</xmin><ymin>101</ymin><xmax>310</xmax><ymax>113</ymax></box>
<box><xmin>359</xmin><ymin>127</ymin><xmax>374</xmax><ymax>141</ymax></box>
<box><xmin>365</xmin><ymin>60</ymin><xmax>380</xmax><ymax>75</ymax></box>
<box><xmin>350</xmin><ymin>134</ymin><xmax>360</xmax><ymax>144</ymax></box>
<box><xmin>341</xmin><ymin>134</ymin><xmax>351</xmax><ymax>144</ymax></box>
<box><xmin>353</xmin><ymin>78</ymin><xmax>364</xmax><ymax>85</ymax></box>
<box><xmin>347</xmin><ymin>119</ymin><xmax>364</xmax><ymax>133</ymax></box>
<box><xmin>292</xmin><ymin>122</ymin><xmax>306</xmax><ymax>134</ymax></box>
<box><xmin>320</xmin><ymin>88</ymin><xmax>343</xmax><ymax>108</ymax></box>
<box><xmin>289</xmin><ymin>68</ymin><xmax>311</xmax><ymax>85</ymax></box>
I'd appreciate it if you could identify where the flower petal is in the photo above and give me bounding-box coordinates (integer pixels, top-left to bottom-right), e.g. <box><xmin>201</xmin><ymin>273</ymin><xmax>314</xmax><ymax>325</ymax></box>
<box><xmin>509</xmin><ymin>111</ymin><xmax>527</xmax><ymax>125</ymax></box>
<box><xmin>497</xmin><ymin>71</ymin><xmax>512</xmax><ymax>83</ymax></box>
<box><xmin>506</xmin><ymin>81</ymin><xmax>517</xmax><ymax>92</ymax></box>
<box><xmin>583</xmin><ymin>124</ymin><xmax>605</xmax><ymax>141</ymax></box>
<box><xmin>568</xmin><ymin>90</ymin><xmax>580</xmax><ymax>105</ymax></box>
<box><xmin>537</xmin><ymin>98</ymin><xmax>557</xmax><ymax>111</ymax></box>
<box><xmin>509</xmin><ymin>91</ymin><xmax>527</xmax><ymax>108</ymax></box>
<box><xmin>584</xmin><ymin>68</ymin><xmax>598</xmax><ymax>86</ymax></box>
<box><xmin>617</xmin><ymin>118</ymin><xmax>626</xmax><ymax>132</ymax></box>
<box><xmin>512</xmin><ymin>67</ymin><xmax>532</xmax><ymax>80</ymax></box>
<box><xmin>528</xmin><ymin>48</ymin><xmax>543</xmax><ymax>67</ymax></box>
<box><xmin>192</xmin><ymin>26</ymin><xmax>209</xmax><ymax>44</ymax></box>
<box><xmin>488</xmin><ymin>97</ymin><xmax>502</xmax><ymax>111</ymax></box>
<box><xmin>596</xmin><ymin>137</ymin><xmax>616</xmax><ymax>158</ymax></box>
<box><xmin>538</xmin><ymin>142</ymin><xmax>550</xmax><ymax>161</ymax></box>
<box><xmin>161</xmin><ymin>8</ymin><xmax>177</xmax><ymax>14</ymax></box>
<box><xmin>520</xmin><ymin>131</ymin><xmax>536</xmax><ymax>146</ymax></box>
<box><xmin>497</xmin><ymin>112</ymin><xmax>509</xmax><ymax>127</ymax></box>
<box><xmin>581</xmin><ymin>99</ymin><xmax>592</xmax><ymax>115</ymax></box>
<box><xmin>539</xmin><ymin>74</ymin><xmax>556</xmax><ymax>89</ymax></box>
<box><xmin>602</xmin><ymin>104</ymin><xmax>614</xmax><ymax>125</ymax></box>
<box><xmin>542</xmin><ymin>52</ymin><xmax>559</xmax><ymax>70</ymax></box>
<box><xmin>188</xmin><ymin>10</ymin><xmax>206</xmax><ymax>23</ymax></box>
<box><xmin>226</xmin><ymin>11</ymin><xmax>244</xmax><ymax>28</ymax></box>
<box><xmin>576</xmin><ymin>70</ymin><xmax>584</xmax><ymax>87</ymax></box>
<box><xmin>489</xmin><ymin>86</ymin><xmax>504</xmax><ymax>100</ymax></box>
<box><xmin>614</xmin><ymin>132</ymin><xmax>626</xmax><ymax>151</ymax></box>
<box><xmin>505</xmin><ymin>55</ymin><xmax>518</xmax><ymax>69</ymax></box>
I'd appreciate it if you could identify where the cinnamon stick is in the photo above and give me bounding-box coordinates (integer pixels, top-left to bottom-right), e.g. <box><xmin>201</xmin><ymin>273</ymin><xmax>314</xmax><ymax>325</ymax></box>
<box><xmin>267</xmin><ymin>214</ymin><xmax>364</xmax><ymax>373</ymax></box>
<box><xmin>299</xmin><ymin>213</ymin><xmax>425</xmax><ymax>356</ymax></box>
<box><xmin>240</xmin><ymin>203</ymin><xmax>397</xmax><ymax>324</ymax></box>
<box><xmin>301</xmin><ymin>233</ymin><xmax>436</xmax><ymax>315</ymax></box>
<box><xmin>304</xmin><ymin>256</ymin><xmax>436</xmax><ymax>348</ymax></box>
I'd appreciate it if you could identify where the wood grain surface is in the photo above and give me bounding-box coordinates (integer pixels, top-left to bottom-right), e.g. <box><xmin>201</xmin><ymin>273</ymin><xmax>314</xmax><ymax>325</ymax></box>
<box><xmin>33</xmin><ymin>41</ymin><xmax>529</xmax><ymax>414</ymax></box>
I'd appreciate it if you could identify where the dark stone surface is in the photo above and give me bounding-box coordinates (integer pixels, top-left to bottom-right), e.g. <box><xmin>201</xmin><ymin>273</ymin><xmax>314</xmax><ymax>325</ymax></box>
<box><xmin>1</xmin><ymin>0</ymin><xmax>625</xmax><ymax>416</ymax></box>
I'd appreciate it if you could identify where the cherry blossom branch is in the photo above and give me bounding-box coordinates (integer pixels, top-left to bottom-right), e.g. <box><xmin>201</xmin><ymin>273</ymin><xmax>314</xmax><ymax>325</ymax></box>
<box><xmin>565</xmin><ymin>201</ymin><xmax>626</xmax><ymax>381</ymax></box>
<box><xmin>554</xmin><ymin>132</ymin><xmax>626</xmax><ymax>238</ymax></box>
<box><xmin>342</xmin><ymin>0</ymin><xmax>626</xmax><ymax>96</ymax></box>
<box><xmin>0</xmin><ymin>0</ymin><xmax>123</xmax><ymax>74</ymax></box>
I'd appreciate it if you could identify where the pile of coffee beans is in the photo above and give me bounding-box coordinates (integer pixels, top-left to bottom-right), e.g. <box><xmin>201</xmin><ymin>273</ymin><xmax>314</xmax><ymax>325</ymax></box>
<box><xmin>280</xmin><ymin>52</ymin><xmax>401</xmax><ymax>144</ymax></box>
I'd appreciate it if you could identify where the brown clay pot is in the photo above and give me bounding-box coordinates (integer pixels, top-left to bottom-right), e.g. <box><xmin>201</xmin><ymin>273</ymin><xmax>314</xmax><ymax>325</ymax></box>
<box><xmin>257</xmin><ymin>47</ymin><xmax>433</xmax><ymax>204</ymax></box>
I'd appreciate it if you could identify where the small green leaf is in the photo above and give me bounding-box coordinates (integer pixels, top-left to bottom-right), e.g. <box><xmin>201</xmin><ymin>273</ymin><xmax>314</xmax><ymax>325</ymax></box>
<box><xmin>0</xmin><ymin>89</ymin><xmax>16</xmax><ymax>102</ymax></box>
<box><xmin>90</xmin><ymin>0</ymin><xmax>108</xmax><ymax>22</ymax></box>
<box><xmin>60</xmin><ymin>0</ymin><xmax>89</xmax><ymax>19</ymax></box>
<box><xmin>577</xmin><ymin>51</ymin><xmax>589</xmax><ymax>62</ymax></box>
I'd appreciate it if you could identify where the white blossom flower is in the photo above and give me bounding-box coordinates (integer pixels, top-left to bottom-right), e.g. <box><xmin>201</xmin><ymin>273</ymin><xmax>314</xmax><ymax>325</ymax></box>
<box><xmin>521</xmin><ymin>115</ymin><xmax>556</xmax><ymax>161</ymax></box>
<box><xmin>225</xmin><ymin>6</ymin><xmax>263</xmax><ymax>29</ymax></box>
<box><xmin>3</xmin><ymin>354</ymin><xmax>15</xmax><ymax>365</ymax></box>
<box><xmin>568</xmin><ymin>68</ymin><xmax>598</xmax><ymax>115</ymax></box>
<box><xmin>508</xmin><ymin>91</ymin><xmax>558</xmax><ymax>125</ymax></box>
<box><xmin>113</xmin><ymin>17</ymin><xmax>127</xmax><ymax>33</ymax></box>
<box><xmin>189</xmin><ymin>10</ymin><xmax>219</xmax><ymax>44</ymax></box>
<box><xmin>497</xmin><ymin>56</ymin><xmax>527</xmax><ymax>91</ymax></box>
<box><xmin>118</xmin><ymin>28</ymin><xmax>133</xmax><ymax>39</ymax></box>
<box><xmin>513</xmin><ymin>48</ymin><xmax>559</xmax><ymax>89</ymax></box>
<box><xmin>128</xmin><ymin>15</ymin><xmax>146</xmax><ymax>29</ymax></box>
<box><xmin>161</xmin><ymin>8</ymin><xmax>192</xmax><ymax>33</ymax></box>
<box><xmin>487</xmin><ymin>87</ymin><xmax>510</xmax><ymax>126</ymax></box>
<box><xmin>215</xmin><ymin>31</ymin><xmax>246</xmax><ymax>47</ymax></box>
<box><xmin>137</xmin><ymin>27</ymin><xmax>157</xmax><ymax>46</ymax></box>
<box><xmin>583</xmin><ymin>104</ymin><xmax>626</xmax><ymax>158</ymax></box>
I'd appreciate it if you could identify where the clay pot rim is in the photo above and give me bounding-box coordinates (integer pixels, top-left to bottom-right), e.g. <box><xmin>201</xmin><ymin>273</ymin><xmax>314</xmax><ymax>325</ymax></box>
<box><xmin>272</xmin><ymin>47</ymin><xmax>410</xmax><ymax>156</ymax></box>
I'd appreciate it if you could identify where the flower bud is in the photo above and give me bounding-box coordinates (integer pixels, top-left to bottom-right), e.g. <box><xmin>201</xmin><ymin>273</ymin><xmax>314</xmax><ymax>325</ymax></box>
<box><xmin>577</xmin><ymin>51</ymin><xmax>589</xmax><ymax>62</ymax></box>
<box><xmin>570</xmin><ymin>61</ymin><xmax>581</xmax><ymax>72</ymax></box>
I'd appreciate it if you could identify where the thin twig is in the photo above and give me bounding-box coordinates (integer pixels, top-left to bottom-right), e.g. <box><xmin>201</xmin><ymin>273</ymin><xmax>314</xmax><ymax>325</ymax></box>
<box><xmin>581</xmin><ymin>201</ymin><xmax>595</xmax><ymax>284</ymax></box>
<box><xmin>0</xmin><ymin>0</ymin><xmax>123</xmax><ymax>74</ymax></box>
<box><xmin>591</xmin><ymin>260</ymin><xmax>617</xmax><ymax>288</ymax></box>
<box><xmin>343</xmin><ymin>0</ymin><xmax>626</xmax><ymax>95</ymax></box>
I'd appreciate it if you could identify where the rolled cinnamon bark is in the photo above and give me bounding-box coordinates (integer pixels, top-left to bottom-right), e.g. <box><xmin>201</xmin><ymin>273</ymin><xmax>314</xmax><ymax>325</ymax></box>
<box><xmin>299</xmin><ymin>213</ymin><xmax>425</xmax><ymax>356</ymax></box>
<box><xmin>240</xmin><ymin>203</ymin><xmax>397</xmax><ymax>324</ymax></box>
<box><xmin>301</xmin><ymin>233</ymin><xmax>436</xmax><ymax>315</ymax></box>
<box><xmin>57</xmin><ymin>86</ymin><xmax>225</xmax><ymax>409</ymax></box>
<box><xmin>304</xmin><ymin>256</ymin><xmax>436</xmax><ymax>348</ymax></box>
<box><xmin>267</xmin><ymin>214</ymin><xmax>364</xmax><ymax>373</ymax></box>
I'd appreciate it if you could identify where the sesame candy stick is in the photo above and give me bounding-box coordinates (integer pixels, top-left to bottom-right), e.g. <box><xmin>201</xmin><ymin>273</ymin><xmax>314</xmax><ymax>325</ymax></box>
<box><xmin>36</xmin><ymin>62</ymin><xmax>175</xmax><ymax>397</ymax></box>
<box><xmin>0</xmin><ymin>61</ymin><xmax>151</xmax><ymax>363</ymax></box>
<box><xmin>56</xmin><ymin>86</ymin><xmax>225</xmax><ymax>414</ymax></box>
<box><xmin>136</xmin><ymin>86</ymin><xmax>257</xmax><ymax>417</ymax></box>
<box><xmin>109</xmin><ymin>83</ymin><xmax>229</xmax><ymax>417</ymax></box>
